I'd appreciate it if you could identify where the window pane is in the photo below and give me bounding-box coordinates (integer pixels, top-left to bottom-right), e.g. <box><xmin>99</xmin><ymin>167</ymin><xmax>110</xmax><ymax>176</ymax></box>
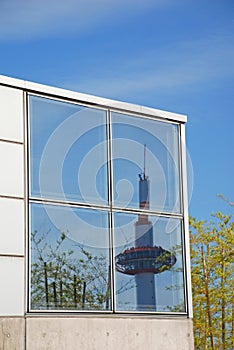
<box><xmin>30</xmin><ymin>203</ymin><xmax>111</xmax><ymax>311</ymax></box>
<box><xmin>29</xmin><ymin>96</ymin><xmax>108</xmax><ymax>205</ymax></box>
<box><xmin>114</xmin><ymin>212</ymin><xmax>185</xmax><ymax>312</ymax></box>
<box><xmin>111</xmin><ymin>113</ymin><xmax>180</xmax><ymax>213</ymax></box>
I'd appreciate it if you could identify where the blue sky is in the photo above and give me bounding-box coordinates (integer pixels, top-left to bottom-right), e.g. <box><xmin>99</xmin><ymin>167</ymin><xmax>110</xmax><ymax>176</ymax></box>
<box><xmin>0</xmin><ymin>0</ymin><xmax>233</xmax><ymax>219</ymax></box>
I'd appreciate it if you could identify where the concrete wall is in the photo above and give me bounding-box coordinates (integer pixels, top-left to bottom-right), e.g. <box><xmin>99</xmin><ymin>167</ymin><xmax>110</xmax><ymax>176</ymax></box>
<box><xmin>26</xmin><ymin>317</ymin><xmax>194</xmax><ymax>350</ymax></box>
<box><xmin>0</xmin><ymin>317</ymin><xmax>194</xmax><ymax>350</ymax></box>
<box><xmin>0</xmin><ymin>82</ymin><xmax>194</xmax><ymax>350</ymax></box>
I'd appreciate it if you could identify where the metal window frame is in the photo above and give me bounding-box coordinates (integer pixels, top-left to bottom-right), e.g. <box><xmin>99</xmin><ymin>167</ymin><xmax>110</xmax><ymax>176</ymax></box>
<box><xmin>180</xmin><ymin>124</ymin><xmax>193</xmax><ymax>318</ymax></box>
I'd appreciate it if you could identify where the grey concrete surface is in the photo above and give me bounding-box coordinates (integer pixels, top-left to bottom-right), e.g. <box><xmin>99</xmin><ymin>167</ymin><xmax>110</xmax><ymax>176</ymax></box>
<box><xmin>0</xmin><ymin>318</ymin><xmax>25</xmax><ymax>350</ymax></box>
<box><xmin>26</xmin><ymin>317</ymin><xmax>194</xmax><ymax>350</ymax></box>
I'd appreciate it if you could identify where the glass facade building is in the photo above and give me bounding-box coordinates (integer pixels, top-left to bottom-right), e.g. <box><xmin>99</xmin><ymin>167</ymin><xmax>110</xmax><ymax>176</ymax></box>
<box><xmin>0</xmin><ymin>75</ymin><xmax>194</xmax><ymax>349</ymax></box>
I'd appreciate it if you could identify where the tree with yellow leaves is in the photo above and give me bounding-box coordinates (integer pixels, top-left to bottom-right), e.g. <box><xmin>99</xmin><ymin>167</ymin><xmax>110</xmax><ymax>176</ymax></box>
<box><xmin>190</xmin><ymin>212</ymin><xmax>234</xmax><ymax>349</ymax></box>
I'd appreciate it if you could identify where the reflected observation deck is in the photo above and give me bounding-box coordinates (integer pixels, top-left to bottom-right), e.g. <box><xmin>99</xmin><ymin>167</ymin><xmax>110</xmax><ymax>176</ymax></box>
<box><xmin>115</xmin><ymin>149</ymin><xmax>176</xmax><ymax>310</ymax></box>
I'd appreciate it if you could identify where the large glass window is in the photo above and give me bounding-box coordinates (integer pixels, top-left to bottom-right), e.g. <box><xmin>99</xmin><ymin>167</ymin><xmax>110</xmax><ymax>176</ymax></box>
<box><xmin>114</xmin><ymin>214</ymin><xmax>185</xmax><ymax>312</ymax></box>
<box><xmin>30</xmin><ymin>203</ymin><xmax>110</xmax><ymax>311</ymax></box>
<box><xmin>111</xmin><ymin>112</ymin><xmax>180</xmax><ymax>213</ymax></box>
<box><xmin>28</xmin><ymin>95</ymin><xmax>186</xmax><ymax>314</ymax></box>
<box><xmin>29</xmin><ymin>96</ymin><xmax>108</xmax><ymax>205</ymax></box>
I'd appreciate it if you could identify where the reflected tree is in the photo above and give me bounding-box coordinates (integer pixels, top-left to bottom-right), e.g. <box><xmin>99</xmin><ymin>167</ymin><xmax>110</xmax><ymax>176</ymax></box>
<box><xmin>163</xmin><ymin>243</ymin><xmax>185</xmax><ymax>313</ymax></box>
<box><xmin>31</xmin><ymin>230</ymin><xmax>110</xmax><ymax>310</ymax></box>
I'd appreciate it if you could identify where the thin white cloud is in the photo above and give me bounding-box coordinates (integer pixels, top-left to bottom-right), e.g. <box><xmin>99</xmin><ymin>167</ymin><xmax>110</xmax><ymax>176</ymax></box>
<box><xmin>65</xmin><ymin>34</ymin><xmax>234</xmax><ymax>98</ymax></box>
<box><xmin>0</xmin><ymin>0</ymin><xmax>169</xmax><ymax>41</ymax></box>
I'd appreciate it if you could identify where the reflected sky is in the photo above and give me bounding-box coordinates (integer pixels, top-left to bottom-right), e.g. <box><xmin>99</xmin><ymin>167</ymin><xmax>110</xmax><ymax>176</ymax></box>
<box><xmin>29</xmin><ymin>96</ymin><xmax>181</xmax><ymax>214</ymax></box>
<box><xmin>29</xmin><ymin>95</ymin><xmax>185</xmax><ymax>313</ymax></box>
<box><xmin>112</xmin><ymin>112</ymin><xmax>180</xmax><ymax>212</ymax></box>
<box><xmin>30</xmin><ymin>203</ymin><xmax>110</xmax><ymax>251</ymax></box>
<box><xmin>29</xmin><ymin>95</ymin><xmax>108</xmax><ymax>205</ymax></box>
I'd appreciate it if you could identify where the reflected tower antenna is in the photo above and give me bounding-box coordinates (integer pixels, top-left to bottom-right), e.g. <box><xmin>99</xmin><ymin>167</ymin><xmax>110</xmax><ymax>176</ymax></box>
<box><xmin>143</xmin><ymin>144</ymin><xmax>146</xmax><ymax>179</ymax></box>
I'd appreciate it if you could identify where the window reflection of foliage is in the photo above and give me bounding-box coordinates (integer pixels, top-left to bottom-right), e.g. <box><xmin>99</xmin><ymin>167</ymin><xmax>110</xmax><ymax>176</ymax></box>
<box><xmin>162</xmin><ymin>243</ymin><xmax>185</xmax><ymax>313</ymax></box>
<box><xmin>31</xmin><ymin>230</ymin><xmax>110</xmax><ymax>311</ymax></box>
<box><xmin>166</xmin><ymin>302</ymin><xmax>185</xmax><ymax>313</ymax></box>
<box><xmin>116</xmin><ymin>278</ymin><xmax>136</xmax><ymax>295</ymax></box>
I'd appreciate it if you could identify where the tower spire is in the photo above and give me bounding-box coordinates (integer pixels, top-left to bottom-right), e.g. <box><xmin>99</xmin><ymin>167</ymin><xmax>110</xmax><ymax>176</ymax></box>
<box><xmin>143</xmin><ymin>144</ymin><xmax>146</xmax><ymax>179</ymax></box>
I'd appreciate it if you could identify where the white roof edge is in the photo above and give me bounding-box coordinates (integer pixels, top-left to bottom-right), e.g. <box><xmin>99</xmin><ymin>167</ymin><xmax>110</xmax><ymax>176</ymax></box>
<box><xmin>0</xmin><ymin>74</ymin><xmax>187</xmax><ymax>123</ymax></box>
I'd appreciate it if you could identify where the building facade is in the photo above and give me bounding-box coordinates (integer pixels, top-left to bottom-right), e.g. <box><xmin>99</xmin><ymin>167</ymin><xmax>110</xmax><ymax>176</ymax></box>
<box><xmin>0</xmin><ymin>75</ymin><xmax>194</xmax><ymax>349</ymax></box>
